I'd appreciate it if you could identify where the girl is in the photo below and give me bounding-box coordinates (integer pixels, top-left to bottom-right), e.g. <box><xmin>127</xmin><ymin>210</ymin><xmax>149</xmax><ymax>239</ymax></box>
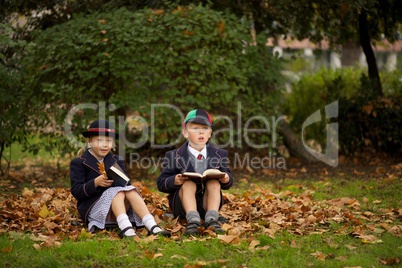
<box><xmin>70</xmin><ymin>119</ymin><xmax>171</xmax><ymax>238</ymax></box>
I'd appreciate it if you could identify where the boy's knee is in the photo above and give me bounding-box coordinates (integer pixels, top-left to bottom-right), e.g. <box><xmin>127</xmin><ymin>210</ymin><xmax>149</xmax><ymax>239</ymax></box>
<box><xmin>182</xmin><ymin>180</ymin><xmax>197</xmax><ymax>190</ymax></box>
<box><xmin>205</xmin><ymin>179</ymin><xmax>221</xmax><ymax>189</ymax></box>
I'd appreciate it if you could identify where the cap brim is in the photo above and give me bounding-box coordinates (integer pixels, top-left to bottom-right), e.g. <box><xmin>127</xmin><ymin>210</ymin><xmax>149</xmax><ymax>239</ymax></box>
<box><xmin>187</xmin><ymin>118</ymin><xmax>213</xmax><ymax>127</ymax></box>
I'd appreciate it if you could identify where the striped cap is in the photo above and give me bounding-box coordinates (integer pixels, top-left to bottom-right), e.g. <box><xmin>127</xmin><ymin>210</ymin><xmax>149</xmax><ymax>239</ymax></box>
<box><xmin>183</xmin><ymin>109</ymin><xmax>213</xmax><ymax>127</ymax></box>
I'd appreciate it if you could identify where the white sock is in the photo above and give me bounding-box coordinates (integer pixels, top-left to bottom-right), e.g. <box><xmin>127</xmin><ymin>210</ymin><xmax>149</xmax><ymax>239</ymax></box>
<box><xmin>142</xmin><ymin>214</ymin><xmax>162</xmax><ymax>233</ymax></box>
<box><xmin>116</xmin><ymin>214</ymin><xmax>136</xmax><ymax>236</ymax></box>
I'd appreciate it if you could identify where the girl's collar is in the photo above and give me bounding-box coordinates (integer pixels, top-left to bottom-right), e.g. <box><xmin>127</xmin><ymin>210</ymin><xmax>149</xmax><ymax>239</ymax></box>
<box><xmin>88</xmin><ymin>149</ymin><xmax>104</xmax><ymax>163</ymax></box>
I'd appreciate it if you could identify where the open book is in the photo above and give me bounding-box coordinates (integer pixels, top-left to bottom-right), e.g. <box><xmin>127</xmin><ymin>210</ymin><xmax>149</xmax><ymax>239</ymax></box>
<box><xmin>182</xmin><ymin>169</ymin><xmax>226</xmax><ymax>181</ymax></box>
<box><xmin>107</xmin><ymin>164</ymin><xmax>130</xmax><ymax>187</ymax></box>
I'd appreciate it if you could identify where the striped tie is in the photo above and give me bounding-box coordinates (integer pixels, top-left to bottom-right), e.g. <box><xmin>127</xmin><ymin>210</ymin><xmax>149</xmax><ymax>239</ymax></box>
<box><xmin>197</xmin><ymin>154</ymin><xmax>203</xmax><ymax>160</ymax></box>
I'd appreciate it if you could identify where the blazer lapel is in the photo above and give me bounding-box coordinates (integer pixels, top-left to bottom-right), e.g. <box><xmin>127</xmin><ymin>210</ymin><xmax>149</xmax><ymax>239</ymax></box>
<box><xmin>81</xmin><ymin>150</ymin><xmax>117</xmax><ymax>174</ymax></box>
<box><xmin>175</xmin><ymin>141</ymin><xmax>195</xmax><ymax>172</ymax></box>
<box><xmin>81</xmin><ymin>150</ymin><xmax>102</xmax><ymax>174</ymax></box>
<box><xmin>206</xmin><ymin>143</ymin><xmax>222</xmax><ymax>169</ymax></box>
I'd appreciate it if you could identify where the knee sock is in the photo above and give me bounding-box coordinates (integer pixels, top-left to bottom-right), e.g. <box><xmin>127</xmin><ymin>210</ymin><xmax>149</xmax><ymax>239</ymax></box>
<box><xmin>186</xmin><ymin>210</ymin><xmax>201</xmax><ymax>224</ymax></box>
<box><xmin>116</xmin><ymin>214</ymin><xmax>136</xmax><ymax>236</ymax></box>
<box><xmin>142</xmin><ymin>214</ymin><xmax>162</xmax><ymax>233</ymax></box>
<box><xmin>205</xmin><ymin>210</ymin><xmax>219</xmax><ymax>223</ymax></box>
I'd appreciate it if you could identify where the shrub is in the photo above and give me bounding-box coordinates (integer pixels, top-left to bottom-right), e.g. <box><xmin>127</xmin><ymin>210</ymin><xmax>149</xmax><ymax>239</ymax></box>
<box><xmin>24</xmin><ymin>5</ymin><xmax>283</xmax><ymax>156</ymax></box>
<box><xmin>284</xmin><ymin>68</ymin><xmax>402</xmax><ymax>155</ymax></box>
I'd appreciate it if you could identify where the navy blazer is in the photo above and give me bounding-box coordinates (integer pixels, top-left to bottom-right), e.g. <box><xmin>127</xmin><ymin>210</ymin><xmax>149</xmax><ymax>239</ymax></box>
<box><xmin>157</xmin><ymin>141</ymin><xmax>233</xmax><ymax>208</ymax></box>
<box><xmin>70</xmin><ymin>150</ymin><xmax>129</xmax><ymax>226</ymax></box>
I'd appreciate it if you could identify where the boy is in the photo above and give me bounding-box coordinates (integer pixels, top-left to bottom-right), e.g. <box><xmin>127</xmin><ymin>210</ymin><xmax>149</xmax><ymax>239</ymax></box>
<box><xmin>157</xmin><ymin>109</ymin><xmax>233</xmax><ymax>235</ymax></box>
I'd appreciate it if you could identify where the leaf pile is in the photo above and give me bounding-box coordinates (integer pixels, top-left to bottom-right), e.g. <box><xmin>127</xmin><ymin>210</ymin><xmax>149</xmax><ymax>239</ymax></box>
<box><xmin>0</xmin><ymin>180</ymin><xmax>400</xmax><ymax>248</ymax></box>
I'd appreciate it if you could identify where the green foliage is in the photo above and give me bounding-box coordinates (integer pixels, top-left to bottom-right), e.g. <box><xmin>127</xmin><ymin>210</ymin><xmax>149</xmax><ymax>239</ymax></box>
<box><xmin>283</xmin><ymin>67</ymin><xmax>362</xmax><ymax>146</ymax></box>
<box><xmin>381</xmin><ymin>69</ymin><xmax>402</xmax><ymax>96</ymax></box>
<box><xmin>25</xmin><ymin>5</ymin><xmax>283</xmax><ymax>155</ymax></box>
<box><xmin>338</xmin><ymin>92</ymin><xmax>402</xmax><ymax>155</ymax></box>
<box><xmin>0</xmin><ymin>23</ymin><xmax>29</xmax><ymax>175</ymax></box>
<box><xmin>284</xmin><ymin>68</ymin><xmax>402</xmax><ymax>155</ymax></box>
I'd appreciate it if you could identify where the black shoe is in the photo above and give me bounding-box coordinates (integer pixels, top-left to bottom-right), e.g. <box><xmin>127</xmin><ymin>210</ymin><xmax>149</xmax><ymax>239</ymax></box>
<box><xmin>183</xmin><ymin>222</ymin><xmax>201</xmax><ymax>236</ymax></box>
<box><xmin>149</xmin><ymin>225</ymin><xmax>171</xmax><ymax>237</ymax></box>
<box><xmin>118</xmin><ymin>226</ymin><xmax>137</xmax><ymax>239</ymax></box>
<box><xmin>204</xmin><ymin>220</ymin><xmax>225</xmax><ymax>234</ymax></box>
<box><xmin>218</xmin><ymin>215</ymin><xmax>228</xmax><ymax>224</ymax></box>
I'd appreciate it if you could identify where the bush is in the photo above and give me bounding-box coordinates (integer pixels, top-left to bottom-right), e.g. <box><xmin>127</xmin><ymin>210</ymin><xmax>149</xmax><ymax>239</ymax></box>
<box><xmin>283</xmin><ymin>67</ymin><xmax>362</xmax><ymax>147</ymax></box>
<box><xmin>24</xmin><ymin>5</ymin><xmax>283</xmax><ymax>156</ymax></box>
<box><xmin>284</xmin><ymin>68</ymin><xmax>402</xmax><ymax>155</ymax></box>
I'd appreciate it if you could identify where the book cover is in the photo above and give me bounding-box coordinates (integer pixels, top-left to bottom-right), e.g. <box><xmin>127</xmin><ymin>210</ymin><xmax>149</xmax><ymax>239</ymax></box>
<box><xmin>182</xmin><ymin>169</ymin><xmax>226</xmax><ymax>181</ymax></box>
<box><xmin>107</xmin><ymin>164</ymin><xmax>130</xmax><ymax>187</ymax></box>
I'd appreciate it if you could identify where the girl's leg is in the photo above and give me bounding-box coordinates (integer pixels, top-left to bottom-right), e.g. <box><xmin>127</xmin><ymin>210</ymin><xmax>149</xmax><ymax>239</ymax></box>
<box><xmin>125</xmin><ymin>190</ymin><xmax>171</xmax><ymax>237</ymax></box>
<box><xmin>111</xmin><ymin>192</ymin><xmax>136</xmax><ymax>237</ymax></box>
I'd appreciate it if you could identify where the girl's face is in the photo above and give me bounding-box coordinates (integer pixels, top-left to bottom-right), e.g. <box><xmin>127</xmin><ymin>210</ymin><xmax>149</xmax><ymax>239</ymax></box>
<box><xmin>182</xmin><ymin>122</ymin><xmax>212</xmax><ymax>151</ymax></box>
<box><xmin>88</xmin><ymin>135</ymin><xmax>114</xmax><ymax>160</ymax></box>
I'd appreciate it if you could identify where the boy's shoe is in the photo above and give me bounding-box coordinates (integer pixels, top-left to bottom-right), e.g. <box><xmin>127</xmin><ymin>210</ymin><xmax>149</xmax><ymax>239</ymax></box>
<box><xmin>218</xmin><ymin>215</ymin><xmax>228</xmax><ymax>224</ymax></box>
<box><xmin>204</xmin><ymin>220</ymin><xmax>225</xmax><ymax>234</ymax></box>
<box><xmin>183</xmin><ymin>222</ymin><xmax>201</xmax><ymax>236</ymax></box>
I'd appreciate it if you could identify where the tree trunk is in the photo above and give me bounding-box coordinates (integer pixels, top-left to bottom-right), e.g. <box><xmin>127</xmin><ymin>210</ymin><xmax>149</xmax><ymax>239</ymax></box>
<box><xmin>341</xmin><ymin>41</ymin><xmax>362</xmax><ymax>66</ymax></box>
<box><xmin>276</xmin><ymin>119</ymin><xmax>318</xmax><ymax>163</ymax></box>
<box><xmin>358</xmin><ymin>9</ymin><xmax>383</xmax><ymax>96</ymax></box>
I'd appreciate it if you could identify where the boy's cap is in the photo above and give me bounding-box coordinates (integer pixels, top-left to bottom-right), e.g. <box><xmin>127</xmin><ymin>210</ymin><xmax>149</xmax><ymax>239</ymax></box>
<box><xmin>82</xmin><ymin>119</ymin><xmax>119</xmax><ymax>139</ymax></box>
<box><xmin>183</xmin><ymin>109</ymin><xmax>213</xmax><ymax>127</ymax></box>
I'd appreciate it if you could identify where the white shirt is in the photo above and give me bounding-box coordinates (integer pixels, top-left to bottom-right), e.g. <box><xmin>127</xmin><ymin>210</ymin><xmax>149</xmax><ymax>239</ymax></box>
<box><xmin>187</xmin><ymin>145</ymin><xmax>207</xmax><ymax>159</ymax></box>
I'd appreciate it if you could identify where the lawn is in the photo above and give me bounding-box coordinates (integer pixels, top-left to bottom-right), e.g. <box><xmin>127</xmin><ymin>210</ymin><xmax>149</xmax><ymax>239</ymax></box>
<box><xmin>0</xmin><ymin>153</ymin><xmax>401</xmax><ymax>268</ymax></box>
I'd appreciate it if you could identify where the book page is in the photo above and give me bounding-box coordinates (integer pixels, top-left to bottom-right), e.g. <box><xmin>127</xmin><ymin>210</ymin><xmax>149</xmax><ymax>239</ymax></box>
<box><xmin>202</xmin><ymin>169</ymin><xmax>225</xmax><ymax>177</ymax></box>
<box><xmin>182</xmin><ymin>172</ymin><xmax>203</xmax><ymax>178</ymax></box>
<box><xmin>203</xmin><ymin>169</ymin><xmax>225</xmax><ymax>180</ymax></box>
<box><xmin>110</xmin><ymin>166</ymin><xmax>129</xmax><ymax>182</ymax></box>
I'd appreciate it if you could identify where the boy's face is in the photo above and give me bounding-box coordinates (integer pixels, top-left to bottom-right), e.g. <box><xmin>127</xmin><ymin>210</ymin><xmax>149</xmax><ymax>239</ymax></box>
<box><xmin>88</xmin><ymin>135</ymin><xmax>114</xmax><ymax>159</ymax></box>
<box><xmin>182</xmin><ymin>122</ymin><xmax>212</xmax><ymax>151</ymax></box>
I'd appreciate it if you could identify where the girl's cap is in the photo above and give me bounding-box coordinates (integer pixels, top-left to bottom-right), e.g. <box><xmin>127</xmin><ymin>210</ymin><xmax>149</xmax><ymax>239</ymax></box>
<box><xmin>183</xmin><ymin>109</ymin><xmax>213</xmax><ymax>127</ymax></box>
<box><xmin>82</xmin><ymin>120</ymin><xmax>119</xmax><ymax>139</ymax></box>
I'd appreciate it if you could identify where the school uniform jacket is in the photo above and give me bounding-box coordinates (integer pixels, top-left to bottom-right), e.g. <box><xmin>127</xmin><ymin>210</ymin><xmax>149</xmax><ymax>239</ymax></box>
<box><xmin>157</xmin><ymin>141</ymin><xmax>233</xmax><ymax>209</ymax></box>
<box><xmin>70</xmin><ymin>150</ymin><xmax>129</xmax><ymax>226</ymax></box>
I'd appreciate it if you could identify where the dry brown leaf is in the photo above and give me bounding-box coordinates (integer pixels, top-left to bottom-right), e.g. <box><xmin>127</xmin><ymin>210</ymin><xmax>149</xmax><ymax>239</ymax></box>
<box><xmin>217</xmin><ymin>235</ymin><xmax>239</xmax><ymax>244</ymax></box>
<box><xmin>98</xmin><ymin>162</ymin><xmax>106</xmax><ymax>175</ymax></box>
<box><xmin>345</xmin><ymin>244</ymin><xmax>357</xmax><ymax>250</ymax></box>
<box><xmin>248</xmin><ymin>240</ymin><xmax>260</xmax><ymax>251</ymax></box>
<box><xmin>310</xmin><ymin>251</ymin><xmax>327</xmax><ymax>260</ymax></box>
<box><xmin>22</xmin><ymin>187</ymin><xmax>34</xmax><ymax>197</ymax></box>
<box><xmin>380</xmin><ymin>258</ymin><xmax>400</xmax><ymax>265</ymax></box>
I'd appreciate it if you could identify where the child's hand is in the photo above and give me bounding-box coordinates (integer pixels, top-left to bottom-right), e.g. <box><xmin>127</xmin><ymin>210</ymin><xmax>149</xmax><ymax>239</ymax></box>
<box><xmin>94</xmin><ymin>174</ymin><xmax>113</xmax><ymax>188</ymax></box>
<box><xmin>174</xmin><ymin>174</ymin><xmax>188</xmax><ymax>186</ymax></box>
<box><xmin>219</xmin><ymin>173</ymin><xmax>230</xmax><ymax>184</ymax></box>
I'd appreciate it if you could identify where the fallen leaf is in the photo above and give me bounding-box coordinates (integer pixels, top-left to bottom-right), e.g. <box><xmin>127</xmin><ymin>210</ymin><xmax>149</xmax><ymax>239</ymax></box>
<box><xmin>380</xmin><ymin>257</ymin><xmax>400</xmax><ymax>265</ymax></box>
<box><xmin>1</xmin><ymin>245</ymin><xmax>12</xmax><ymax>253</ymax></box>
<box><xmin>345</xmin><ymin>244</ymin><xmax>357</xmax><ymax>250</ymax></box>
<box><xmin>248</xmin><ymin>240</ymin><xmax>260</xmax><ymax>251</ymax></box>
<box><xmin>217</xmin><ymin>235</ymin><xmax>239</xmax><ymax>244</ymax></box>
<box><xmin>310</xmin><ymin>251</ymin><xmax>327</xmax><ymax>260</ymax></box>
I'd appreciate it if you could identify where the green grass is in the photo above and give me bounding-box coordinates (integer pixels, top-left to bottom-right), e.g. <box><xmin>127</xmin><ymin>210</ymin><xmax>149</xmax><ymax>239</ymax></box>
<box><xmin>1</xmin><ymin>142</ymin><xmax>401</xmax><ymax>267</ymax></box>
<box><xmin>1</xmin><ymin>176</ymin><xmax>402</xmax><ymax>267</ymax></box>
<box><xmin>1</xmin><ymin>229</ymin><xmax>400</xmax><ymax>267</ymax></box>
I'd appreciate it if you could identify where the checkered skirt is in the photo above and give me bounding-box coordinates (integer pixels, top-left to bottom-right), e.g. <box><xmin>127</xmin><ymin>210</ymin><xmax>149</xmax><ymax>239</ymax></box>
<box><xmin>87</xmin><ymin>185</ymin><xmax>143</xmax><ymax>232</ymax></box>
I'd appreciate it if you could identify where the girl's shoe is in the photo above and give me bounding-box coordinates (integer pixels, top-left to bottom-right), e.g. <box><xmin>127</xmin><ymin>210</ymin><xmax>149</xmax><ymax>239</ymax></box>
<box><xmin>149</xmin><ymin>225</ymin><xmax>172</xmax><ymax>237</ymax></box>
<box><xmin>118</xmin><ymin>226</ymin><xmax>137</xmax><ymax>239</ymax></box>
